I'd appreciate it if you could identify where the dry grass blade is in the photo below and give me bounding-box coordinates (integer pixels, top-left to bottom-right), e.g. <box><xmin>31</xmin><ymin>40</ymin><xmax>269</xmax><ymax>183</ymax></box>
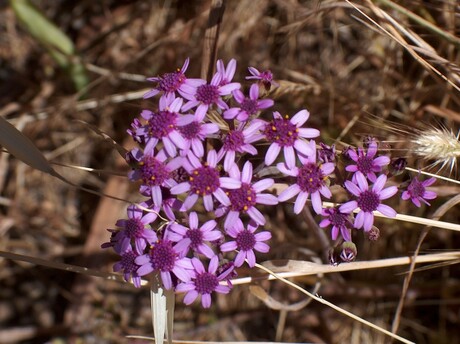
<box><xmin>254</xmin><ymin>263</ymin><xmax>415</xmax><ymax>344</ymax></box>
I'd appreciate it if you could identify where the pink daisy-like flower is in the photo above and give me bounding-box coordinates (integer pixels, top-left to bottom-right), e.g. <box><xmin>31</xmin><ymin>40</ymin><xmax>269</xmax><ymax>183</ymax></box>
<box><xmin>128</xmin><ymin>148</ymin><xmax>183</xmax><ymax>208</ymax></box>
<box><xmin>340</xmin><ymin>171</ymin><xmax>398</xmax><ymax>231</ymax></box>
<box><xmin>113</xmin><ymin>245</ymin><xmax>143</xmax><ymax>288</ymax></box>
<box><xmin>277</xmin><ymin>140</ymin><xmax>334</xmax><ymax>214</ymax></box>
<box><xmin>217</xmin><ymin>121</ymin><xmax>264</xmax><ymax>171</ymax></box>
<box><xmin>345</xmin><ymin>139</ymin><xmax>390</xmax><ymax>182</ymax></box>
<box><xmin>319</xmin><ymin>206</ymin><xmax>353</xmax><ymax>241</ymax></box>
<box><xmin>181</xmin><ymin>70</ymin><xmax>241</xmax><ymax>122</ymax></box>
<box><xmin>168</xmin><ymin>211</ymin><xmax>222</xmax><ymax>258</ymax></box>
<box><xmin>401</xmin><ymin>176</ymin><xmax>437</xmax><ymax>207</ymax></box>
<box><xmin>112</xmin><ymin>203</ymin><xmax>158</xmax><ymax>254</ymax></box>
<box><xmin>218</xmin><ymin>161</ymin><xmax>278</xmax><ymax>228</ymax></box>
<box><xmin>135</xmin><ymin>239</ymin><xmax>193</xmax><ymax>290</ymax></box>
<box><xmin>170</xmin><ymin>150</ymin><xmax>241</xmax><ymax>212</ymax></box>
<box><xmin>176</xmin><ymin>256</ymin><xmax>234</xmax><ymax>308</ymax></box>
<box><xmin>143</xmin><ymin>58</ymin><xmax>206</xmax><ymax>100</ymax></box>
<box><xmin>137</xmin><ymin>95</ymin><xmax>187</xmax><ymax>157</ymax></box>
<box><xmin>220</xmin><ymin>219</ymin><xmax>271</xmax><ymax>267</ymax></box>
<box><xmin>177</xmin><ymin>114</ymin><xmax>219</xmax><ymax>158</ymax></box>
<box><xmin>223</xmin><ymin>84</ymin><xmax>274</xmax><ymax>122</ymax></box>
<box><xmin>246</xmin><ymin>66</ymin><xmax>279</xmax><ymax>91</ymax></box>
<box><xmin>216</xmin><ymin>58</ymin><xmax>237</xmax><ymax>86</ymax></box>
<box><xmin>262</xmin><ymin>110</ymin><xmax>320</xmax><ymax>168</ymax></box>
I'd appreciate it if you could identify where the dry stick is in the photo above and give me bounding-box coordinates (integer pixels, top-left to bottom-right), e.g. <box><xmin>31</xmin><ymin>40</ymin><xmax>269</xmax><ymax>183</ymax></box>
<box><xmin>390</xmin><ymin>193</ymin><xmax>460</xmax><ymax>336</ymax></box>
<box><xmin>201</xmin><ymin>0</ymin><xmax>226</xmax><ymax>80</ymax></box>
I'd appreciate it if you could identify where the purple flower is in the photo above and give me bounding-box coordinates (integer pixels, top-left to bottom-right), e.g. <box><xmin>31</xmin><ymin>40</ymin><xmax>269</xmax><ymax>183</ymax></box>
<box><xmin>340</xmin><ymin>171</ymin><xmax>398</xmax><ymax>231</ymax></box>
<box><xmin>217</xmin><ymin>121</ymin><xmax>264</xmax><ymax>171</ymax></box>
<box><xmin>319</xmin><ymin>206</ymin><xmax>353</xmax><ymax>241</ymax></box>
<box><xmin>277</xmin><ymin>140</ymin><xmax>334</xmax><ymax>214</ymax></box>
<box><xmin>345</xmin><ymin>139</ymin><xmax>390</xmax><ymax>182</ymax></box>
<box><xmin>401</xmin><ymin>176</ymin><xmax>437</xmax><ymax>207</ymax></box>
<box><xmin>216</xmin><ymin>59</ymin><xmax>237</xmax><ymax>86</ymax></box>
<box><xmin>262</xmin><ymin>110</ymin><xmax>319</xmax><ymax>168</ymax></box>
<box><xmin>177</xmin><ymin>114</ymin><xmax>219</xmax><ymax>158</ymax></box>
<box><xmin>168</xmin><ymin>211</ymin><xmax>222</xmax><ymax>258</ymax></box>
<box><xmin>128</xmin><ymin>148</ymin><xmax>182</xmax><ymax>208</ymax></box>
<box><xmin>135</xmin><ymin>239</ymin><xmax>193</xmax><ymax>290</ymax></box>
<box><xmin>181</xmin><ymin>70</ymin><xmax>240</xmax><ymax>122</ymax></box>
<box><xmin>113</xmin><ymin>245</ymin><xmax>142</xmax><ymax>288</ymax></box>
<box><xmin>137</xmin><ymin>95</ymin><xmax>187</xmax><ymax>157</ymax></box>
<box><xmin>112</xmin><ymin>204</ymin><xmax>158</xmax><ymax>254</ymax></box>
<box><xmin>246</xmin><ymin>67</ymin><xmax>279</xmax><ymax>91</ymax></box>
<box><xmin>218</xmin><ymin>161</ymin><xmax>278</xmax><ymax>228</ymax></box>
<box><xmin>176</xmin><ymin>256</ymin><xmax>234</xmax><ymax>308</ymax></box>
<box><xmin>143</xmin><ymin>58</ymin><xmax>205</xmax><ymax>100</ymax></box>
<box><xmin>223</xmin><ymin>84</ymin><xmax>274</xmax><ymax>122</ymax></box>
<box><xmin>170</xmin><ymin>150</ymin><xmax>241</xmax><ymax>212</ymax></box>
<box><xmin>220</xmin><ymin>219</ymin><xmax>271</xmax><ymax>267</ymax></box>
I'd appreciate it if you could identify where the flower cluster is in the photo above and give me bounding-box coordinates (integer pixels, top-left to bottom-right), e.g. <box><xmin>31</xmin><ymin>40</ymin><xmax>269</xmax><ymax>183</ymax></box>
<box><xmin>103</xmin><ymin>58</ymin><xmax>438</xmax><ymax>307</ymax></box>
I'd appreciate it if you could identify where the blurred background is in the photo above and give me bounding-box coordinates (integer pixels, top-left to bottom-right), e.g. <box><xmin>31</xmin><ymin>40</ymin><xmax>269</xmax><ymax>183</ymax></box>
<box><xmin>1</xmin><ymin>0</ymin><xmax>460</xmax><ymax>343</ymax></box>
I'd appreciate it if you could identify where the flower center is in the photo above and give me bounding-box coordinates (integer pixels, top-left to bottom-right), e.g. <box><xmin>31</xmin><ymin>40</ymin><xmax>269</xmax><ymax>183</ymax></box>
<box><xmin>150</xmin><ymin>240</ymin><xmax>176</xmax><ymax>272</ymax></box>
<box><xmin>408</xmin><ymin>180</ymin><xmax>425</xmax><ymax>198</ymax></box>
<box><xmin>179</xmin><ymin>121</ymin><xmax>201</xmax><ymax>140</ymax></box>
<box><xmin>138</xmin><ymin>156</ymin><xmax>170</xmax><ymax>186</ymax></box>
<box><xmin>148</xmin><ymin>111</ymin><xmax>177</xmax><ymax>139</ymax></box>
<box><xmin>159</xmin><ymin>71</ymin><xmax>186</xmax><ymax>93</ymax></box>
<box><xmin>241</xmin><ymin>98</ymin><xmax>258</xmax><ymax>115</ymax></box>
<box><xmin>185</xmin><ymin>228</ymin><xmax>204</xmax><ymax>250</ymax></box>
<box><xmin>120</xmin><ymin>250</ymin><xmax>138</xmax><ymax>272</ymax></box>
<box><xmin>125</xmin><ymin>218</ymin><xmax>145</xmax><ymax>238</ymax></box>
<box><xmin>297</xmin><ymin>163</ymin><xmax>324</xmax><ymax>193</ymax></box>
<box><xmin>357</xmin><ymin>190</ymin><xmax>380</xmax><ymax>212</ymax></box>
<box><xmin>264</xmin><ymin>116</ymin><xmax>299</xmax><ymax>147</ymax></box>
<box><xmin>223</xmin><ymin>130</ymin><xmax>244</xmax><ymax>152</ymax></box>
<box><xmin>235</xmin><ymin>230</ymin><xmax>256</xmax><ymax>251</ymax></box>
<box><xmin>356</xmin><ymin>156</ymin><xmax>374</xmax><ymax>174</ymax></box>
<box><xmin>329</xmin><ymin>212</ymin><xmax>347</xmax><ymax>227</ymax></box>
<box><xmin>196</xmin><ymin>84</ymin><xmax>220</xmax><ymax>105</ymax></box>
<box><xmin>189</xmin><ymin>165</ymin><xmax>220</xmax><ymax>196</ymax></box>
<box><xmin>228</xmin><ymin>183</ymin><xmax>257</xmax><ymax>212</ymax></box>
<box><xmin>195</xmin><ymin>272</ymin><xmax>219</xmax><ymax>294</ymax></box>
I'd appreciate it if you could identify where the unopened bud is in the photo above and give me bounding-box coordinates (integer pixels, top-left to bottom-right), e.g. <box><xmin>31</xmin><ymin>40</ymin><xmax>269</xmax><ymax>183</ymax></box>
<box><xmin>366</xmin><ymin>226</ymin><xmax>380</xmax><ymax>241</ymax></box>
<box><xmin>390</xmin><ymin>157</ymin><xmax>407</xmax><ymax>176</ymax></box>
<box><xmin>340</xmin><ymin>242</ymin><xmax>357</xmax><ymax>262</ymax></box>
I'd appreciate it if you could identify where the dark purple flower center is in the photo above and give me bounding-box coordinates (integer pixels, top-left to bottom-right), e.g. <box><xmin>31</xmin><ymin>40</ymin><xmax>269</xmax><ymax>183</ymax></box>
<box><xmin>297</xmin><ymin>163</ymin><xmax>325</xmax><ymax>193</ymax></box>
<box><xmin>236</xmin><ymin>230</ymin><xmax>256</xmax><ymax>251</ymax></box>
<box><xmin>357</xmin><ymin>190</ymin><xmax>380</xmax><ymax>212</ymax></box>
<box><xmin>189</xmin><ymin>165</ymin><xmax>220</xmax><ymax>196</ymax></box>
<box><xmin>407</xmin><ymin>179</ymin><xmax>425</xmax><ymax>198</ymax></box>
<box><xmin>158</xmin><ymin>70</ymin><xmax>186</xmax><ymax>93</ymax></box>
<box><xmin>195</xmin><ymin>272</ymin><xmax>219</xmax><ymax>294</ymax></box>
<box><xmin>126</xmin><ymin>218</ymin><xmax>145</xmax><ymax>238</ymax></box>
<box><xmin>241</xmin><ymin>98</ymin><xmax>258</xmax><ymax>115</ymax></box>
<box><xmin>148</xmin><ymin>111</ymin><xmax>177</xmax><ymax>139</ymax></box>
<box><xmin>228</xmin><ymin>183</ymin><xmax>257</xmax><ymax>212</ymax></box>
<box><xmin>264</xmin><ymin>116</ymin><xmax>299</xmax><ymax>147</ymax></box>
<box><xmin>329</xmin><ymin>211</ymin><xmax>347</xmax><ymax>227</ymax></box>
<box><xmin>356</xmin><ymin>156</ymin><xmax>374</xmax><ymax>174</ymax></box>
<box><xmin>179</xmin><ymin>121</ymin><xmax>201</xmax><ymax>140</ymax></box>
<box><xmin>138</xmin><ymin>156</ymin><xmax>170</xmax><ymax>186</ymax></box>
<box><xmin>120</xmin><ymin>250</ymin><xmax>138</xmax><ymax>273</ymax></box>
<box><xmin>223</xmin><ymin>130</ymin><xmax>244</xmax><ymax>151</ymax></box>
<box><xmin>150</xmin><ymin>240</ymin><xmax>176</xmax><ymax>272</ymax></box>
<box><xmin>196</xmin><ymin>84</ymin><xmax>220</xmax><ymax>105</ymax></box>
<box><xmin>185</xmin><ymin>228</ymin><xmax>203</xmax><ymax>250</ymax></box>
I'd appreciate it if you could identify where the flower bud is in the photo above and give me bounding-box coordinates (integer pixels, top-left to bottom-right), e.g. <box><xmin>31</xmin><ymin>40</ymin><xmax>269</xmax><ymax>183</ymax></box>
<box><xmin>340</xmin><ymin>242</ymin><xmax>357</xmax><ymax>262</ymax></box>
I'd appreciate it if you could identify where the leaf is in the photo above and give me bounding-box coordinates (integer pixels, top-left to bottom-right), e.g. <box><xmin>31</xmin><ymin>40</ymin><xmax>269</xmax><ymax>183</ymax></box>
<box><xmin>10</xmin><ymin>0</ymin><xmax>89</xmax><ymax>91</ymax></box>
<box><xmin>0</xmin><ymin>116</ymin><xmax>55</xmax><ymax>176</ymax></box>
